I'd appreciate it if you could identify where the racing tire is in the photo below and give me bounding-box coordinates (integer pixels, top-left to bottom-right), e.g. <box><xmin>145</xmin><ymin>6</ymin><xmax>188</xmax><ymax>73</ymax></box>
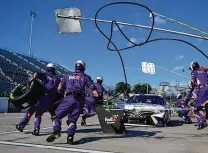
<box><xmin>123</xmin><ymin>115</ymin><xmax>129</xmax><ymax>123</ymax></box>
<box><xmin>49</xmin><ymin>91</ymin><xmax>64</xmax><ymax>118</ymax></box>
<box><xmin>8</xmin><ymin>79</ymin><xmax>45</xmax><ymax>109</ymax></box>
<box><xmin>146</xmin><ymin>117</ymin><xmax>153</xmax><ymax>125</ymax></box>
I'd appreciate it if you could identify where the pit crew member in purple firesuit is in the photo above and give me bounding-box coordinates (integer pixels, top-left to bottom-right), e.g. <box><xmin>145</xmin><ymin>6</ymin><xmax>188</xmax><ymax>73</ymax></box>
<box><xmin>200</xmin><ymin>66</ymin><xmax>208</xmax><ymax>119</ymax></box>
<box><xmin>46</xmin><ymin>60</ymin><xmax>99</xmax><ymax>144</ymax></box>
<box><xmin>175</xmin><ymin>94</ymin><xmax>192</xmax><ymax>124</ymax></box>
<box><xmin>186</xmin><ymin>62</ymin><xmax>208</xmax><ymax>130</ymax></box>
<box><xmin>16</xmin><ymin>63</ymin><xmax>60</xmax><ymax>135</ymax></box>
<box><xmin>80</xmin><ymin>76</ymin><xmax>105</xmax><ymax>125</ymax></box>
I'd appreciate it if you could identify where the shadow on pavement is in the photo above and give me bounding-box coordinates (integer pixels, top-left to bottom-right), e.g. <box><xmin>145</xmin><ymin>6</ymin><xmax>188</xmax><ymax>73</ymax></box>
<box><xmin>72</xmin><ymin>130</ymin><xmax>160</xmax><ymax>145</ymax></box>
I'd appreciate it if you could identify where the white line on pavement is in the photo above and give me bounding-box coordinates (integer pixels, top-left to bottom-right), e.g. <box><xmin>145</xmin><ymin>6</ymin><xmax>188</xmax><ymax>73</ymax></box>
<box><xmin>0</xmin><ymin>140</ymin><xmax>115</xmax><ymax>153</ymax></box>
<box><xmin>0</xmin><ymin>122</ymin><xmax>100</xmax><ymax>135</ymax></box>
<box><xmin>0</xmin><ymin>117</ymin><xmax>24</xmax><ymax>120</ymax></box>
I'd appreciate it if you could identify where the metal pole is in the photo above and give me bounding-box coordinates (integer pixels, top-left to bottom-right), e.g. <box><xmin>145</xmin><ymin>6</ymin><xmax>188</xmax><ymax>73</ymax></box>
<box><xmin>152</xmin><ymin>12</ymin><xmax>208</xmax><ymax>37</ymax></box>
<box><xmin>57</xmin><ymin>15</ymin><xmax>208</xmax><ymax>40</ymax></box>
<box><xmin>29</xmin><ymin>11</ymin><xmax>37</xmax><ymax>57</ymax></box>
<box><xmin>29</xmin><ymin>15</ymin><xmax>34</xmax><ymax>57</ymax></box>
<box><xmin>154</xmin><ymin>65</ymin><xmax>190</xmax><ymax>80</ymax></box>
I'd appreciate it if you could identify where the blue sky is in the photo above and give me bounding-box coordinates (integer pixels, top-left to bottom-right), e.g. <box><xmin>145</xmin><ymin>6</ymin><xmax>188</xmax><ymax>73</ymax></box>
<box><xmin>0</xmin><ymin>0</ymin><xmax>208</xmax><ymax>88</ymax></box>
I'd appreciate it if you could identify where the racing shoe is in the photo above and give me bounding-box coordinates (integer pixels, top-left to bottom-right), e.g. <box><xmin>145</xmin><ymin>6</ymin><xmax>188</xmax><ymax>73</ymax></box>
<box><xmin>187</xmin><ymin>119</ymin><xmax>192</xmax><ymax>124</ymax></box>
<box><xmin>67</xmin><ymin>135</ymin><xmax>74</xmax><ymax>145</ymax></box>
<box><xmin>197</xmin><ymin>123</ymin><xmax>205</xmax><ymax>130</ymax></box>
<box><xmin>32</xmin><ymin>128</ymin><xmax>39</xmax><ymax>136</ymax></box>
<box><xmin>16</xmin><ymin>124</ymin><xmax>24</xmax><ymax>132</ymax></box>
<box><xmin>46</xmin><ymin>131</ymin><xmax>61</xmax><ymax>143</ymax></box>
<box><xmin>184</xmin><ymin>117</ymin><xmax>192</xmax><ymax>124</ymax></box>
<box><xmin>81</xmin><ymin>116</ymin><xmax>86</xmax><ymax>126</ymax></box>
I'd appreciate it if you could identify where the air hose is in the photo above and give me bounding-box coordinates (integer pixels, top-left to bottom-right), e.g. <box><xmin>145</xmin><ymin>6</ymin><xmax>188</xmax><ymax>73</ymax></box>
<box><xmin>94</xmin><ymin>2</ymin><xmax>208</xmax><ymax>103</ymax></box>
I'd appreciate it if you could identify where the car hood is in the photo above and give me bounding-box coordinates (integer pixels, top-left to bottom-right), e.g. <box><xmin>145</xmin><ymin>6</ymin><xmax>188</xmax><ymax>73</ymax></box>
<box><xmin>117</xmin><ymin>102</ymin><xmax>166</xmax><ymax>111</ymax></box>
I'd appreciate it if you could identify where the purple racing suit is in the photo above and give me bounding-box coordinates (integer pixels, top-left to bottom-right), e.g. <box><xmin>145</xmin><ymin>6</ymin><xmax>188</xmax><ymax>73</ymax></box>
<box><xmin>52</xmin><ymin>70</ymin><xmax>97</xmax><ymax>137</ymax></box>
<box><xmin>82</xmin><ymin>82</ymin><xmax>105</xmax><ymax>119</ymax></box>
<box><xmin>175</xmin><ymin>99</ymin><xmax>192</xmax><ymax>123</ymax></box>
<box><xmin>17</xmin><ymin>71</ymin><xmax>59</xmax><ymax>130</ymax></box>
<box><xmin>186</xmin><ymin>69</ymin><xmax>208</xmax><ymax>126</ymax></box>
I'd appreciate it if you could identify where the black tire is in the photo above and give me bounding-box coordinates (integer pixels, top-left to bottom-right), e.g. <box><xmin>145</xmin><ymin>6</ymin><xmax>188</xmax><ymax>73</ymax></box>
<box><xmin>146</xmin><ymin>117</ymin><xmax>153</xmax><ymax>125</ymax></box>
<box><xmin>49</xmin><ymin>91</ymin><xmax>64</xmax><ymax>117</ymax></box>
<box><xmin>9</xmin><ymin>79</ymin><xmax>45</xmax><ymax>109</ymax></box>
<box><xmin>123</xmin><ymin>116</ymin><xmax>128</xmax><ymax>123</ymax></box>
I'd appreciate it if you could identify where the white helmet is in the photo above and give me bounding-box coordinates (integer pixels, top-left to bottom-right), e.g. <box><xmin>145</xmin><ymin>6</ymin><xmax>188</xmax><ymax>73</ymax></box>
<box><xmin>47</xmin><ymin>63</ymin><xmax>56</xmax><ymax>69</ymax></box>
<box><xmin>75</xmin><ymin>60</ymin><xmax>86</xmax><ymax>71</ymax></box>
<box><xmin>97</xmin><ymin>76</ymin><xmax>103</xmax><ymax>81</ymax></box>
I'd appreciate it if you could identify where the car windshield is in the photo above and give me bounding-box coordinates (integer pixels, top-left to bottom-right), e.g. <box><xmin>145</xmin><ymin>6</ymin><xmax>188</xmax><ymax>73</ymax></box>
<box><xmin>126</xmin><ymin>95</ymin><xmax>164</xmax><ymax>105</ymax></box>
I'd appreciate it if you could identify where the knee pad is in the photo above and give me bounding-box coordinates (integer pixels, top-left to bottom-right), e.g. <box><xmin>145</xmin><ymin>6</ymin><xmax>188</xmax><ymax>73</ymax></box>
<box><xmin>27</xmin><ymin>112</ymin><xmax>33</xmax><ymax>120</ymax></box>
<box><xmin>66</xmin><ymin>121</ymin><xmax>76</xmax><ymax>127</ymax></box>
<box><xmin>67</xmin><ymin>124</ymin><xmax>76</xmax><ymax>136</ymax></box>
<box><xmin>67</xmin><ymin>122</ymin><xmax>77</xmax><ymax>132</ymax></box>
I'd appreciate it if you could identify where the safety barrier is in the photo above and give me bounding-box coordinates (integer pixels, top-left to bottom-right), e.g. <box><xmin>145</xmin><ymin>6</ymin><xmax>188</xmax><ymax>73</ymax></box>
<box><xmin>0</xmin><ymin>97</ymin><xmax>8</xmax><ymax>113</ymax></box>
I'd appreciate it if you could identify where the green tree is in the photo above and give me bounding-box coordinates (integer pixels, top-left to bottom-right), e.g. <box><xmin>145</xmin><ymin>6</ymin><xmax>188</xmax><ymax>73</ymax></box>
<box><xmin>133</xmin><ymin>83</ymin><xmax>152</xmax><ymax>94</ymax></box>
<box><xmin>115</xmin><ymin>82</ymin><xmax>131</xmax><ymax>95</ymax></box>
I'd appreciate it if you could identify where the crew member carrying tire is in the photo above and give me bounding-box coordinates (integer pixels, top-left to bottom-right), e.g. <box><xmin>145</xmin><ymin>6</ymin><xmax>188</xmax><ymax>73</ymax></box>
<box><xmin>15</xmin><ymin>63</ymin><xmax>60</xmax><ymax>135</ymax></box>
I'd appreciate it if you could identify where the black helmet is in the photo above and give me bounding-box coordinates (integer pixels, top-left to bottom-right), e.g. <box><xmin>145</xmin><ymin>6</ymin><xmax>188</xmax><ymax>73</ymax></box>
<box><xmin>189</xmin><ymin>62</ymin><xmax>200</xmax><ymax>71</ymax></box>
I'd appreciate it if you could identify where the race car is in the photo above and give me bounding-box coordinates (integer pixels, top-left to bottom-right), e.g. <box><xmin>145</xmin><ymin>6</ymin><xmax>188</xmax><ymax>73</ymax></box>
<box><xmin>116</xmin><ymin>94</ymin><xmax>171</xmax><ymax>127</ymax></box>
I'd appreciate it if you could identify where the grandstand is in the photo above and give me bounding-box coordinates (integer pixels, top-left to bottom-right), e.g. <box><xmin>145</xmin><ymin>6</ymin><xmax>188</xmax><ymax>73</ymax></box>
<box><xmin>0</xmin><ymin>48</ymin><xmax>72</xmax><ymax>97</ymax></box>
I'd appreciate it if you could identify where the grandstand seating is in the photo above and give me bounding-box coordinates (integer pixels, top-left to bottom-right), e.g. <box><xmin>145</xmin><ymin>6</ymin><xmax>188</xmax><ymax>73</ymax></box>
<box><xmin>0</xmin><ymin>56</ymin><xmax>28</xmax><ymax>83</ymax></box>
<box><xmin>15</xmin><ymin>52</ymin><xmax>69</xmax><ymax>75</ymax></box>
<box><xmin>15</xmin><ymin>53</ymin><xmax>46</xmax><ymax>71</ymax></box>
<box><xmin>0</xmin><ymin>49</ymin><xmax>41</xmax><ymax>73</ymax></box>
<box><xmin>0</xmin><ymin>48</ymin><xmax>72</xmax><ymax>97</ymax></box>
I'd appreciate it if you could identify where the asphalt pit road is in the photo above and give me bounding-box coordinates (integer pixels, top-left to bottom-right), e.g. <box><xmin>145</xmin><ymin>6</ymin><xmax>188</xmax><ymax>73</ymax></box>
<box><xmin>73</xmin><ymin>130</ymin><xmax>159</xmax><ymax>144</ymax></box>
<box><xmin>154</xmin><ymin>135</ymin><xmax>165</xmax><ymax>139</ymax></box>
<box><xmin>166</xmin><ymin>120</ymin><xmax>184</xmax><ymax>127</ymax></box>
<box><xmin>192</xmin><ymin>133</ymin><xmax>208</xmax><ymax>138</ymax></box>
<box><xmin>5</xmin><ymin>136</ymin><xmax>31</xmax><ymax>142</ymax></box>
<box><xmin>24</xmin><ymin>131</ymin><xmax>51</xmax><ymax>136</ymax></box>
<box><xmin>76</xmin><ymin>128</ymin><xmax>103</xmax><ymax>133</ymax></box>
